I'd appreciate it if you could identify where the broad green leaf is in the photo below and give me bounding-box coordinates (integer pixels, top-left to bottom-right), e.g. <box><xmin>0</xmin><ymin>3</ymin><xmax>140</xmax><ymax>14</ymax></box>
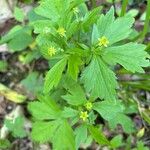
<box><xmin>67</xmin><ymin>54</ymin><xmax>82</xmax><ymax>80</ymax></box>
<box><xmin>53</xmin><ymin>120</ymin><xmax>76</xmax><ymax>150</ymax></box>
<box><xmin>62</xmin><ymin>107</ymin><xmax>78</xmax><ymax>118</ymax></box>
<box><xmin>95</xmin><ymin>7</ymin><xmax>134</xmax><ymax>45</ymax></box>
<box><xmin>14</xmin><ymin>7</ymin><xmax>25</xmax><ymax>22</ymax></box>
<box><xmin>75</xmin><ymin>124</ymin><xmax>87</xmax><ymax>149</ymax></box>
<box><xmin>20</xmin><ymin>72</ymin><xmax>43</xmax><ymax>94</ymax></box>
<box><xmin>28</xmin><ymin>100</ymin><xmax>61</xmax><ymax>120</ymax></box>
<box><xmin>110</xmin><ymin>135</ymin><xmax>123</xmax><ymax>148</ymax></box>
<box><xmin>109</xmin><ymin>113</ymin><xmax>135</xmax><ymax>133</ymax></box>
<box><xmin>88</xmin><ymin>125</ymin><xmax>110</xmax><ymax>145</ymax></box>
<box><xmin>8</xmin><ymin>32</ymin><xmax>33</xmax><ymax>51</ymax></box>
<box><xmin>104</xmin><ymin>16</ymin><xmax>134</xmax><ymax>45</ymax></box>
<box><xmin>102</xmin><ymin>43</ymin><xmax>149</xmax><ymax>73</ymax></box>
<box><xmin>81</xmin><ymin>55</ymin><xmax>117</xmax><ymax>100</ymax></box>
<box><xmin>44</xmin><ymin>58</ymin><xmax>67</xmax><ymax>93</ymax></box>
<box><xmin>93</xmin><ymin>101</ymin><xmax>124</xmax><ymax>120</ymax></box>
<box><xmin>35</xmin><ymin>0</ymin><xmax>71</xmax><ymax>21</ymax></box>
<box><xmin>31</xmin><ymin>121</ymin><xmax>59</xmax><ymax>143</ymax></box>
<box><xmin>96</xmin><ymin>7</ymin><xmax>115</xmax><ymax>40</ymax></box>
<box><xmin>62</xmin><ymin>80</ymin><xmax>87</xmax><ymax>106</ymax></box>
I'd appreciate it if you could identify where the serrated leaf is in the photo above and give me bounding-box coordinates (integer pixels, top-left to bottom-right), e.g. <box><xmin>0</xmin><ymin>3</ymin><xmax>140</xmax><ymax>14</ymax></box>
<box><xmin>88</xmin><ymin>125</ymin><xmax>110</xmax><ymax>145</ymax></box>
<box><xmin>109</xmin><ymin>113</ymin><xmax>135</xmax><ymax>133</ymax></box>
<box><xmin>95</xmin><ymin>7</ymin><xmax>114</xmax><ymax>43</ymax></box>
<box><xmin>44</xmin><ymin>58</ymin><xmax>67</xmax><ymax>93</ymax></box>
<box><xmin>62</xmin><ymin>80</ymin><xmax>87</xmax><ymax>106</ymax></box>
<box><xmin>52</xmin><ymin>120</ymin><xmax>76</xmax><ymax>150</ymax></box>
<box><xmin>102</xmin><ymin>43</ymin><xmax>149</xmax><ymax>73</ymax></box>
<box><xmin>81</xmin><ymin>55</ymin><xmax>117</xmax><ymax>100</ymax></box>
<box><xmin>35</xmin><ymin>0</ymin><xmax>71</xmax><ymax>21</ymax></box>
<box><xmin>75</xmin><ymin>124</ymin><xmax>87</xmax><ymax>149</ymax></box>
<box><xmin>28</xmin><ymin>100</ymin><xmax>61</xmax><ymax>120</ymax></box>
<box><xmin>95</xmin><ymin>7</ymin><xmax>134</xmax><ymax>45</ymax></box>
<box><xmin>31</xmin><ymin>121</ymin><xmax>59</xmax><ymax>143</ymax></box>
<box><xmin>67</xmin><ymin>54</ymin><xmax>82</xmax><ymax>80</ymax></box>
<box><xmin>14</xmin><ymin>7</ymin><xmax>25</xmax><ymax>22</ymax></box>
<box><xmin>93</xmin><ymin>101</ymin><xmax>124</xmax><ymax>120</ymax></box>
<box><xmin>62</xmin><ymin>107</ymin><xmax>78</xmax><ymax>118</ymax></box>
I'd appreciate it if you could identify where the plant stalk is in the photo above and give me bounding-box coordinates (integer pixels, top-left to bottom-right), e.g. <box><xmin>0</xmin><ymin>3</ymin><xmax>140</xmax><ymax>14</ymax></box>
<box><xmin>120</xmin><ymin>0</ymin><xmax>128</xmax><ymax>17</ymax></box>
<box><xmin>141</xmin><ymin>0</ymin><xmax>150</xmax><ymax>42</ymax></box>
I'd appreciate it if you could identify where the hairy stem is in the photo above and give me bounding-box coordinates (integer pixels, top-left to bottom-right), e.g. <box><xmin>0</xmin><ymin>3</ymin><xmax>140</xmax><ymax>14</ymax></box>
<box><xmin>120</xmin><ymin>0</ymin><xmax>128</xmax><ymax>17</ymax></box>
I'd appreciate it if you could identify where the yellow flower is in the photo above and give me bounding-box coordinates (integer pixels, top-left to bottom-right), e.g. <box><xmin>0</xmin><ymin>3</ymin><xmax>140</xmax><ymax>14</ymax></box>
<box><xmin>85</xmin><ymin>102</ymin><xmax>93</xmax><ymax>110</ymax></box>
<box><xmin>57</xmin><ymin>27</ymin><xmax>66</xmax><ymax>37</ymax></box>
<box><xmin>48</xmin><ymin>47</ymin><xmax>56</xmax><ymax>56</ymax></box>
<box><xmin>73</xmin><ymin>7</ymin><xmax>79</xmax><ymax>14</ymax></box>
<box><xmin>80</xmin><ymin>111</ymin><xmax>89</xmax><ymax>121</ymax></box>
<box><xmin>98</xmin><ymin>36</ymin><xmax>109</xmax><ymax>47</ymax></box>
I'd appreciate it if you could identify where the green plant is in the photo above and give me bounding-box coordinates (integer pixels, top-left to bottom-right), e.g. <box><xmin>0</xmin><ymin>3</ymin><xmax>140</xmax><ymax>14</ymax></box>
<box><xmin>0</xmin><ymin>0</ymin><xmax>150</xmax><ymax>149</ymax></box>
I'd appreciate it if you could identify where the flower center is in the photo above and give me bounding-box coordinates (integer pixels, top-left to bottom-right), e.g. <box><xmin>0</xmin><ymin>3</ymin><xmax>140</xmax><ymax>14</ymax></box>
<box><xmin>98</xmin><ymin>36</ymin><xmax>109</xmax><ymax>47</ymax></box>
<box><xmin>48</xmin><ymin>47</ymin><xmax>56</xmax><ymax>56</ymax></box>
<box><xmin>57</xmin><ymin>27</ymin><xmax>66</xmax><ymax>37</ymax></box>
<box><xmin>80</xmin><ymin>111</ymin><xmax>89</xmax><ymax>121</ymax></box>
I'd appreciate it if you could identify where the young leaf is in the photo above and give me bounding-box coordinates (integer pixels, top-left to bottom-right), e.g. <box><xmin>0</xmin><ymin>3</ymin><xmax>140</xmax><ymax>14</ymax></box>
<box><xmin>14</xmin><ymin>7</ymin><xmax>25</xmax><ymax>22</ymax></box>
<box><xmin>88</xmin><ymin>125</ymin><xmax>110</xmax><ymax>145</ymax></box>
<box><xmin>94</xmin><ymin>7</ymin><xmax>114</xmax><ymax>44</ymax></box>
<box><xmin>44</xmin><ymin>58</ymin><xmax>67</xmax><ymax>94</ymax></box>
<box><xmin>81</xmin><ymin>55</ymin><xmax>117</xmax><ymax>100</ymax></box>
<box><xmin>102</xmin><ymin>43</ymin><xmax>149</xmax><ymax>73</ymax></box>
<box><xmin>67</xmin><ymin>54</ymin><xmax>82</xmax><ymax>80</ymax></box>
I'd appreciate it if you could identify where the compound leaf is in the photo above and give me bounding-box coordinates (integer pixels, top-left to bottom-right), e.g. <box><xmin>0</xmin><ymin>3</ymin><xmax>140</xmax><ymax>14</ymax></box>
<box><xmin>81</xmin><ymin>55</ymin><xmax>117</xmax><ymax>100</ymax></box>
<box><xmin>102</xmin><ymin>43</ymin><xmax>149</xmax><ymax>73</ymax></box>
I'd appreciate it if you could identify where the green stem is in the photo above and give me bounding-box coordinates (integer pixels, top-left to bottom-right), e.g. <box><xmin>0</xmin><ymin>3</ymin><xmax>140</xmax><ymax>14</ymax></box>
<box><xmin>120</xmin><ymin>0</ymin><xmax>128</xmax><ymax>17</ymax></box>
<box><xmin>141</xmin><ymin>0</ymin><xmax>150</xmax><ymax>42</ymax></box>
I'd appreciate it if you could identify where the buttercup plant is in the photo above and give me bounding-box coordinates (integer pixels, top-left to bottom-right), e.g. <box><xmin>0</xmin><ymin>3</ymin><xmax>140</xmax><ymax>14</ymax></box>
<box><xmin>0</xmin><ymin>0</ymin><xmax>150</xmax><ymax>149</ymax></box>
